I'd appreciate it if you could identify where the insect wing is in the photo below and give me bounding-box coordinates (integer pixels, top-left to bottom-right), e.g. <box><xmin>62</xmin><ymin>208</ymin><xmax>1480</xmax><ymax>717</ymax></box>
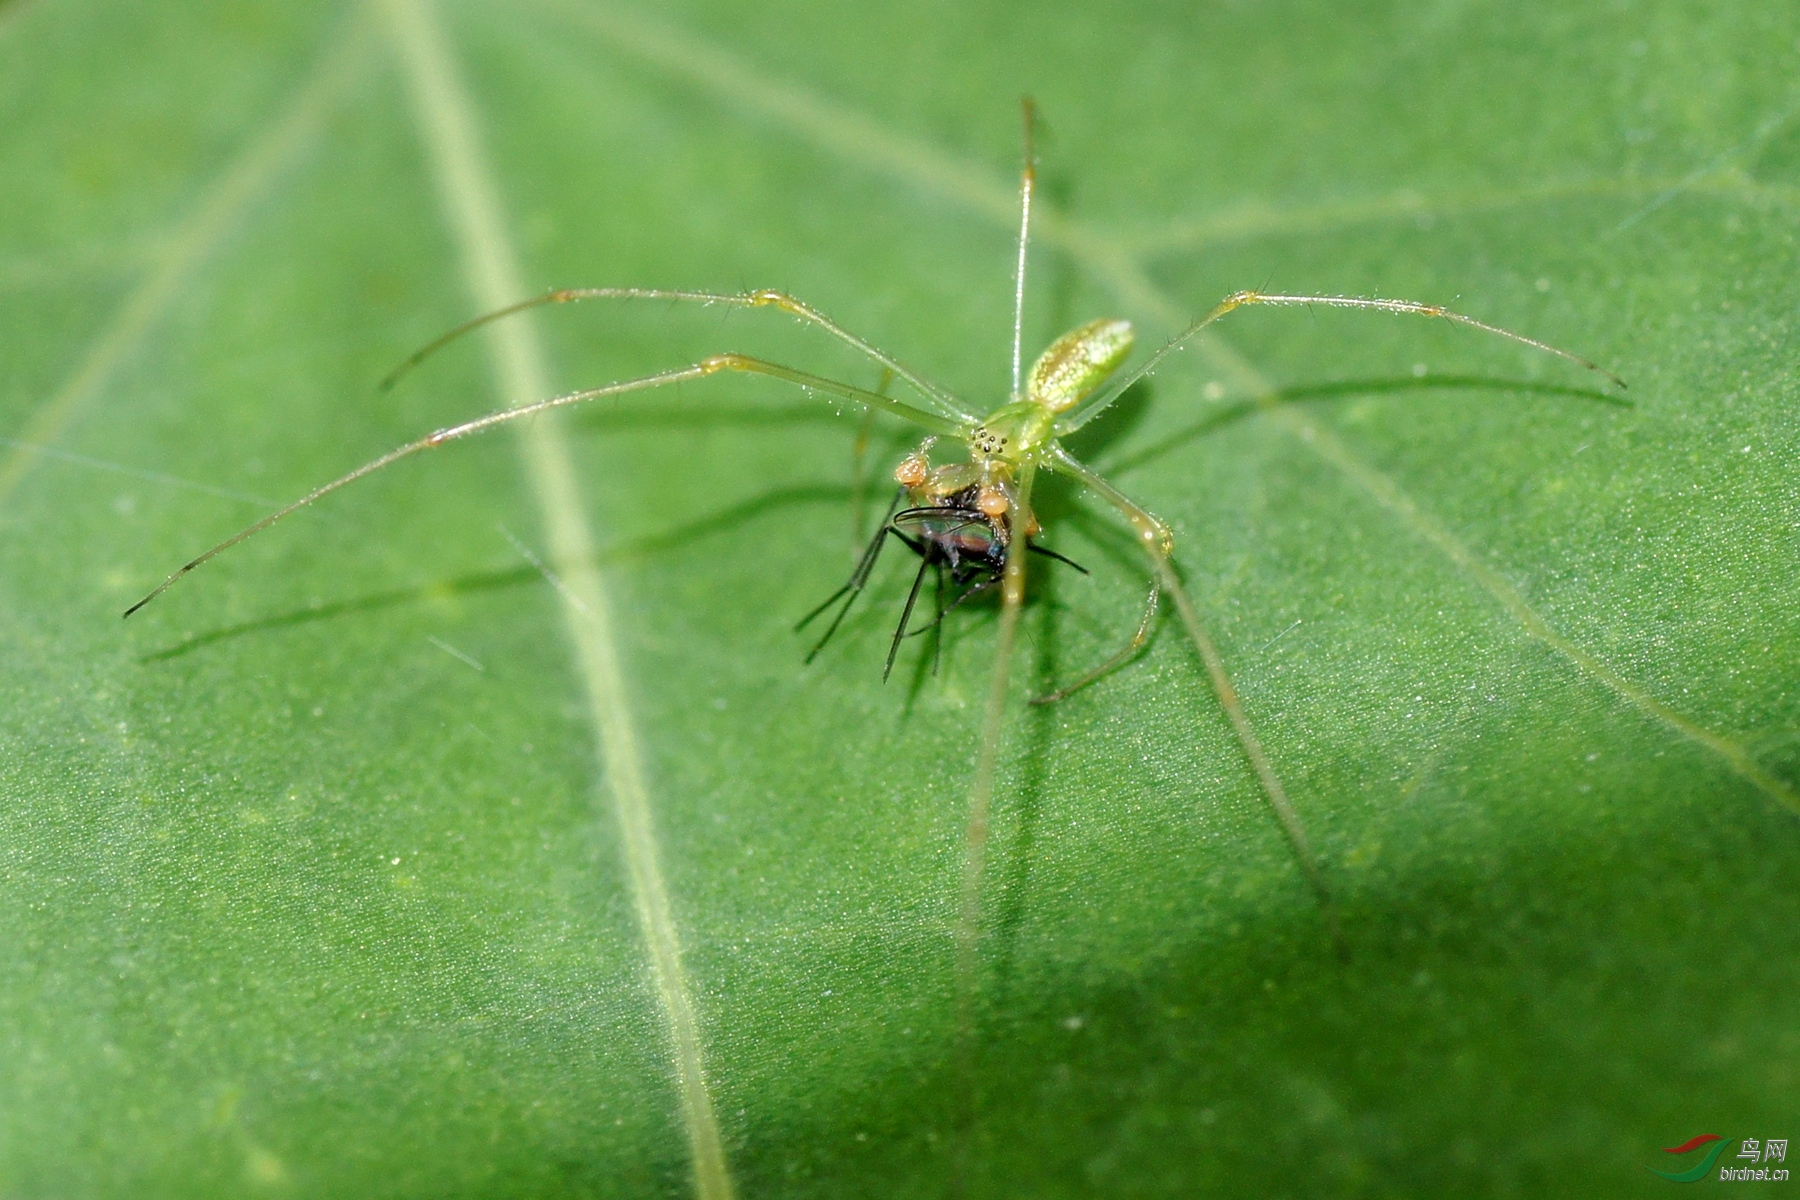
<box><xmin>894</xmin><ymin>505</ymin><xmax>1002</xmax><ymax>570</ymax></box>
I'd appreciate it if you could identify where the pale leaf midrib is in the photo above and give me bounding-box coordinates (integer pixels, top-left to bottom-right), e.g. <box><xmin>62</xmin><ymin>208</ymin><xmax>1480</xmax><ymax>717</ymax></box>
<box><xmin>0</xmin><ymin>3</ymin><xmax>375</xmax><ymax>506</ymax></box>
<box><xmin>380</xmin><ymin>2</ymin><xmax>733</xmax><ymax>1197</ymax></box>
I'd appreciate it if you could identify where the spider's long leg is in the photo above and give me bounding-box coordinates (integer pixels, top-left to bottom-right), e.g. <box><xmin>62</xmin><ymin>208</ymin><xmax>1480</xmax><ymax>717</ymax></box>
<box><xmin>798</xmin><ymin>491</ymin><xmax>903</xmax><ymax>661</ymax></box>
<box><xmin>381</xmin><ymin>286</ymin><xmax>978</xmax><ymax>423</ymax></box>
<box><xmin>1009</xmin><ymin>98</ymin><xmax>1037</xmax><ymax>399</ymax></box>
<box><xmin>848</xmin><ymin>402</ymin><xmax>882</xmax><ymax>555</ymax></box>
<box><xmin>885</xmin><ymin>554</ymin><xmax>934</xmax><ymax>680</ymax></box>
<box><xmin>125</xmin><ymin>355</ymin><xmax>957</xmax><ymax>616</ymax></box>
<box><xmin>956</xmin><ymin>461</ymin><xmax>1039</xmax><ymax>1023</ymax></box>
<box><xmin>1031</xmin><ymin>576</ymin><xmax>1159</xmax><ymax>706</ymax></box>
<box><xmin>1046</xmin><ymin>445</ymin><xmax>1342</xmax><ymax>949</ymax></box>
<box><xmin>720</xmin><ymin>355</ymin><xmax>965</xmax><ymax>435</ymax></box>
<box><xmin>1059</xmin><ymin>289</ymin><xmax>1625</xmax><ymax>434</ymax></box>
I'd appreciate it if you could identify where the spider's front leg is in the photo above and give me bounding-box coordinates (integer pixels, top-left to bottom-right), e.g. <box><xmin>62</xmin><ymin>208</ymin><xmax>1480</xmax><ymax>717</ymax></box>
<box><xmin>125</xmin><ymin>353</ymin><xmax>964</xmax><ymax>618</ymax></box>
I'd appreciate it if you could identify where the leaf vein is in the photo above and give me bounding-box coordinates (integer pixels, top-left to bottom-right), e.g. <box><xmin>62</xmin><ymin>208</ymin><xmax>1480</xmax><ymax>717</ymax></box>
<box><xmin>381</xmin><ymin>3</ymin><xmax>735</xmax><ymax>1197</ymax></box>
<box><xmin>0</xmin><ymin>3</ymin><xmax>375</xmax><ymax>506</ymax></box>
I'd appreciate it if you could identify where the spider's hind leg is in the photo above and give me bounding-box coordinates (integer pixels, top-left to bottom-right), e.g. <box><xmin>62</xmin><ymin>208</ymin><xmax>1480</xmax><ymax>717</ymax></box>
<box><xmin>1046</xmin><ymin>444</ymin><xmax>1343</xmax><ymax>952</ymax></box>
<box><xmin>1032</xmin><ymin>575</ymin><xmax>1160</xmax><ymax>705</ymax></box>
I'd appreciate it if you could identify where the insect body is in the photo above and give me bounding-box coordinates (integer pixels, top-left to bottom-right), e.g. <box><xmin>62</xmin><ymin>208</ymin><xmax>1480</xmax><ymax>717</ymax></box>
<box><xmin>802</xmin><ymin>457</ymin><xmax>1090</xmax><ymax>682</ymax></box>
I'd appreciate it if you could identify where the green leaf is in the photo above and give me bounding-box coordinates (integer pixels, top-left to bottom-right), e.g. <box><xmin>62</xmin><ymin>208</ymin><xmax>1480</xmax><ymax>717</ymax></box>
<box><xmin>3</xmin><ymin>0</ymin><xmax>1797</xmax><ymax>1195</ymax></box>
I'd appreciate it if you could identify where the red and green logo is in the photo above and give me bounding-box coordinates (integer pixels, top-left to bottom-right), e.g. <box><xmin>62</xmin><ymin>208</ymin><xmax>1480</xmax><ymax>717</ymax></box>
<box><xmin>1648</xmin><ymin>1135</ymin><xmax>1731</xmax><ymax>1182</ymax></box>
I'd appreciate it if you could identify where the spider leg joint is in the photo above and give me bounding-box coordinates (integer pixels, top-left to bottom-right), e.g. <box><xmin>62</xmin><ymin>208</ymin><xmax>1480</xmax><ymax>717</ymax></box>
<box><xmin>747</xmin><ymin>288</ymin><xmax>799</xmax><ymax>311</ymax></box>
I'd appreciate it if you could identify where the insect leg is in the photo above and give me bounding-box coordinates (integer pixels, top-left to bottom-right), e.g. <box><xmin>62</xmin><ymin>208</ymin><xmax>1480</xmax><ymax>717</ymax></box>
<box><xmin>930</xmin><ymin>563</ymin><xmax>945</xmax><ymax>676</ymax></box>
<box><xmin>798</xmin><ymin>490</ymin><xmax>902</xmax><ymax>661</ymax></box>
<box><xmin>1026</xmin><ymin>542</ymin><xmax>1089</xmax><ymax>574</ymax></box>
<box><xmin>1058</xmin><ymin>290</ymin><xmax>1624</xmax><ymax>434</ymax></box>
<box><xmin>903</xmin><ymin>574</ymin><xmax>1000</xmax><ymax>637</ymax></box>
<box><xmin>1046</xmin><ymin>444</ymin><xmax>1341</xmax><ymax>949</ymax></box>
<box><xmin>885</xmin><ymin>553</ymin><xmax>934</xmax><ymax>681</ymax></box>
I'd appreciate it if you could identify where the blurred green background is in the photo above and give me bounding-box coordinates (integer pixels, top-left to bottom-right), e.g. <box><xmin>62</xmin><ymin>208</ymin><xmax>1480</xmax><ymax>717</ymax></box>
<box><xmin>1</xmin><ymin>0</ymin><xmax>1796</xmax><ymax>1195</ymax></box>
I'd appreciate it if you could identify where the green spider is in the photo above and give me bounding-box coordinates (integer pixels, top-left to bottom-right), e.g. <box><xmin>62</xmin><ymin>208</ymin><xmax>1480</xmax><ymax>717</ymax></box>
<box><xmin>125</xmin><ymin>101</ymin><xmax>1621</xmax><ymax>942</ymax></box>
